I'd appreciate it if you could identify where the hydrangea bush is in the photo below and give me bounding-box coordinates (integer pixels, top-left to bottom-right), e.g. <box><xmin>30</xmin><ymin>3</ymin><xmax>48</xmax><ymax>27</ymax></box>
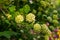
<box><xmin>0</xmin><ymin>0</ymin><xmax>60</xmax><ymax>40</ymax></box>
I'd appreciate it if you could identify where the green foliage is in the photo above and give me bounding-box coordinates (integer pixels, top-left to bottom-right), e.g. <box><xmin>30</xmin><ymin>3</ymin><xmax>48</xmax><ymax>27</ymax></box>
<box><xmin>9</xmin><ymin>6</ymin><xmax>16</xmax><ymax>12</ymax></box>
<box><xmin>19</xmin><ymin>4</ymin><xmax>30</xmax><ymax>14</ymax></box>
<box><xmin>23</xmin><ymin>4</ymin><xmax>30</xmax><ymax>13</ymax></box>
<box><xmin>0</xmin><ymin>31</ymin><xmax>18</xmax><ymax>38</ymax></box>
<box><xmin>0</xmin><ymin>0</ymin><xmax>60</xmax><ymax>40</ymax></box>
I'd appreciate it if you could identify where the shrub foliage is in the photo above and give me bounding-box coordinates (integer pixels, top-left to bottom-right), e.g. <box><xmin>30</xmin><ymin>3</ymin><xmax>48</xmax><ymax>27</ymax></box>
<box><xmin>0</xmin><ymin>0</ymin><xmax>60</xmax><ymax>40</ymax></box>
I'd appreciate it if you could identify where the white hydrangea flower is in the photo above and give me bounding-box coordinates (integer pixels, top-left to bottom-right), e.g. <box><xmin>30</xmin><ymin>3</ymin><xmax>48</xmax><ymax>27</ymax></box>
<box><xmin>34</xmin><ymin>23</ymin><xmax>41</xmax><ymax>32</ymax></box>
<box><xmin>15</xmin><ymin>15</ymin><xmax>24</xmax><ymax>23</ymax></box>
<box><xmin>26</xmin><ymin>13</ymin><xmax>35</xmax><ymax>22</ymax></box>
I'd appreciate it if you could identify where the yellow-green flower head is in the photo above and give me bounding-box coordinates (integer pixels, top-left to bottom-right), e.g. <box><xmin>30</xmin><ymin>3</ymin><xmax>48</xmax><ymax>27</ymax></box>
<box><xmin>15</xmin><ymin>15</ymin><xmax>24</xmax><ymax>23</ymax></box>
<box><xmin>26</xmin><ymin>13</ymin><xmax>35</xmax><ymax>22</ymax></box>
<box><xmin>40</xmin><ymin>1</ymin><xmax>48</xmax><ymax>8</ymax></box>
<box><xmin>33</xmin><ymin>23</ymin><xmax>41</xmax><ymax>32</ymax></box>
<box><xmin>40</xmin><ymin>1</ymin><xmax>46</xmax><ymax>6</ymax></box>
<box><xmin>6</xmin><ymin>14</ymin><xmax>12</xmax><ymax>20</ymax></box>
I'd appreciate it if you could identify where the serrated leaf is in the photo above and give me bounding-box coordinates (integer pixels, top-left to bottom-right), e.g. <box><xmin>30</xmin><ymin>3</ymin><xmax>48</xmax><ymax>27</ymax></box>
<box><xmin>9</xmin><ymin>5</ymin><xmax>16</xmax><ymax>12</ymax></box>
<box><xmin>23</xmin><ymin>4</ymin><xmax>30</xmax><ymax>13</ymax></box>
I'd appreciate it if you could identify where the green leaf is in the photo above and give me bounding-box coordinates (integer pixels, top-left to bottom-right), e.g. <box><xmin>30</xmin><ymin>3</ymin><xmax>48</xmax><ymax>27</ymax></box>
<box><xmin>0</xmin><ymin>31</ymin><xmax>18</xmax><ymax>38</ymax></box>
<box><xmin>23</xmin><ymin>4</ymin><xmax>30</xmax><ymax>13</ymax></box>
<box><xmin>0</xmin><ymin>0</ymin><xmax>4</xmax><ymax>3</ymax></box>
<box><xmin>9</xmin><ymin>5</ymin><xmax>16</xmax><ymax>12</ymax></box>
<box><xmin>19</xmin><ymin>8</ymin><xmax>24</xmax><ymax>13</ymax></box>
<box><xmin>19</xmin><ymin>4</ymin><xmax>30</xmax><ymax>13</ymax></box>
<box><xmin>5</xmin><ymin>20</ymin><xmax>10</xmax><ymax>24</ymax></box>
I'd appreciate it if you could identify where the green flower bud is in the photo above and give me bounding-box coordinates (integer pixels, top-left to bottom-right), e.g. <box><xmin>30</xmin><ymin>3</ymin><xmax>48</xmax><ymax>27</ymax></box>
<box><xmin>53</xmin><ymin>15</ymin><xmax>58</xmax><ymax>20</ymax></box>
<box><xmin>49</xmin><ymin>26</ymin><xmax>54</xmax><ymax>31</ymax></box>
<box><xmin>52</xmin><ymin>5</ymin><xmax>56</xmax><ymax>9</ymax></box>
<box><xmin>45</xmin><ymin>10</ymin><xmax>49</xmax><ymax>14</ymax></box>
<box><xmin>52</xmin><ymin>20</ymin><xmax>59</xmax><ymax>24</ymax></box>
<box><xmin>47</xmin><ymin>16</ymin><xmax>52</xmax><ymax>22</ymax></box>
<box><xmin>40</xmin><ymin>1</ymin><xmax>47</xmax><ymax>8</ymax></box>
<box><xmin>53</xmin><ymin>10</ymin><xmax>58</xmax><ymax>14</ymax></box>
<box><xmin>32</xmin><ymin>9</ymin><xmax>36</xmax><ymax>14</ymax></box>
